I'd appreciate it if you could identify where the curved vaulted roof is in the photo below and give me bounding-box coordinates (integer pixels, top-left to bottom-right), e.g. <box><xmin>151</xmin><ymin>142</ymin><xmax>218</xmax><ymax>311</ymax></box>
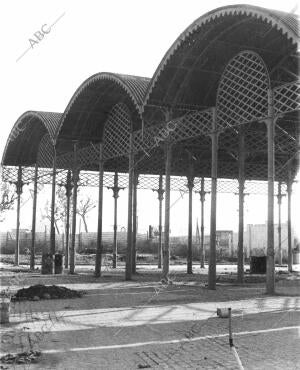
<box><xmin>55</xmin><ymin>72</ymin><xmax>150</xmax><ymax>145</ymax></box>
<box><xmin>1</xmin><ymin>111</ymin><xmax>61</xmax><ymax>166</ymax></box>
<box><xmin>1</xmin><ymin>5</ymin><xmax>298</xmax><ymax>182</ymax></box>
<box><xmin>143</xmin><ymin>4</ymin><xmax>299</xmax><ymax>118</ymax></box>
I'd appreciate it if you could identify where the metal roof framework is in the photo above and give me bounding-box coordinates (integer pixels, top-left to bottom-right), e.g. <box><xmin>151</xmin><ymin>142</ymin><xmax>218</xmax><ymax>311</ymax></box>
<box><xmin>0</xmin><ymin>5</ymin><xmax>299</xmax><ymax>289</ymax></box>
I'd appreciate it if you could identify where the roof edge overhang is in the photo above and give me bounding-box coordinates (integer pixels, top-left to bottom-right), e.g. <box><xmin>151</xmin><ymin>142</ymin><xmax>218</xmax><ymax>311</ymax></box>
<box><xmin>143</xmin><ymin>4</ymin><xmax>300</xmax><ymax>107</ymax></box>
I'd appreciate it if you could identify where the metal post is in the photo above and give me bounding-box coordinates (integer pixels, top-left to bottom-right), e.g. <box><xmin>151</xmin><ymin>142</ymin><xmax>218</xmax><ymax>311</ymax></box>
<box><xmin>15</xmin><ymin>166</ymin><xmax>23</xmax><ymax>266</ymax></box>
<box><xmin>30</xmin><ymin>164</ymin><xmax>38</xmax><ymax>270</ymax></box>
<box><xmin>187</xmin><ymin>158</ymin><xmax>194</xmax><ymax>274</ymax></box>
<box><xmin>266</xmin><ymin>89</ymin><xmax>275</xmax><ymax>294</ymax></box>
<box><xmin>64</xmin><ymin>170</ymin><xmax>73</xmax><ymax>268</ymax></box>
<box><xmin>95</xmin><ymin>142</ymin><xmax>104</xmax><ymax>277</ymax></box>
<box><xmin>163</xmin><ymin>142</ymin><xmax>172</xmax><ymax>281</ymax></box>
<box><xmin>132</xmin><ymin>172</ymin><xmax>139</xmax><ymax>274</ymax></box>
<box><xmin>156</xmin><ymin>174</ymin><xmax>164</xmax><ymax>268</ymax></box>
<box><xmin>199</xmin><ymin>177</ymin><xmax>206</xmax><ymax>268</ymax></box>
<box><xmin>277</xmin><ymin>182</ymin><xmax>283</xmax><ymax>266</ymax></box>
<box><xmin>107</xmin><ymin>172</ymin><xmax>124</xmax><ymax>268</ymax></box>
<box><xmin>111</xmin><ymin>172</ymin><xmax>120</xmax><ymax>269</ymax></box>
<box><xmin>70</xmin><ymin>143</ymin><xmax>79</xmax><ymax>274</ymax></box>
<box><xmin>287</xmin><ymin>170</ymin><xmax>292</xmax><ymax>272</ymax></box>
<box><xmin>208</xmin><ymin>108</ymin><xmax>218</xmax><ymax>290</ymax></box>
<box><xmin>50</xmin><ymin>147</ymin><xmax>57</xmax><ymax>260</ymax></box>
<box><xmin>125</xmin><ymin>133</ymin><xmax>134</xmax><ymax>280</ymax></box>
<box><xmin>237</xmin><ymin>127</ymin><xmax>245</xmax><ymax>284</ymax></box>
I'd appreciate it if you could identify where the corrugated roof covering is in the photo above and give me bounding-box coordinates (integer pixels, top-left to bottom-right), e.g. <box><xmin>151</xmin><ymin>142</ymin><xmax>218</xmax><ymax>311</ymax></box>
<box><xmin>1</xmin><ymin>111</ymin><xmax>61</xmax><ymax>166</ymax></box>
<box><xmin>144</xmin><ymin>4</ymin><xmax>299</xmax><ymax>113</ymax></box>
<box><xmin>55</xmin><ymin>72</ymin><xmax>150</xmax><ymax>144</ymax></box>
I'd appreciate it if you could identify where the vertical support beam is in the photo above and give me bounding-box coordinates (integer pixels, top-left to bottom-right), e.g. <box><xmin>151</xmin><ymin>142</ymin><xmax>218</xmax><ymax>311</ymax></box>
<box><xmin>266</xmin><ymin>89</ymin><xmax>275</xmax><ymax>294</ymax></box>
<box><xmin>108</xmin><ymin>172</ymin><xmax>124</xmax><ymax>268</ymax></box>
<box><xmin>30</xmin><ymin>164</ymin><xmax>38</xmax><ymax>270</ymax></box>
<box><xmin>277</xmin><ymin>182</ymin><xmax>283</xmax><ymax>266</ymax></box>
<box><xmin>50</xmin><ymin>147</ymin><xmax>57</xmax><ymax>259</ymax></box>
<box><xmin>70</xmin><ymin>143</ymin><xmax>79</xmax><ymax>274</ymax></box>
<box><xmin>95</xmin><ymin>142</ymin><xmax>104</xmax><ymax>277</ymax></box>
<box><xmin>187</xmin><ymin>157</ymin><xmax>194</xmax><ymax>274</ymax></box>
<box><xmin>64</xmin><ymin>170</ymin><xmax>72</xmax><ymax>269</ymax></box>
<box><xmin>112</xmin><ymin>172</ymin><xmax>119</xmax><ymax>269</ymax></box>
<box><xmin>15</xmin><ymin>166</ymin><xmax>23</xmax><ymax>266</ymax></box>
<box><xmin>237</xmin><ymin>127</ymin><xmax>245</xmax><ymax>284</ymax></box>
<box><xmin>157</xmin><ymin>174</ymin><xmax>164</xmax><ymax>269</ymax></box>
<box><xmin>199</xmin><ymin>177</ymin><xmax>206</xmax><ymax>269</ymax></box>
<box><xmin>162</xmin><ymin>142</ymin><xmax>172</xmax><ymax>281</ymax></box>
<box><xmin>287</xmin><ymin>169</ymin><xmax>292</xmax><ymax>272</ymax></box>
<box><xmin>132</xmin><ymin>172</ymin><xmax>139</xmax><ymax>274</ymax></box>
<box><xmin>208</xmin><ymin>108</ymin><xmax>218</xmax><ymax>290</ymax></box>
<box><xmin>125</xmin><ymin>133</ymin><xmax>134</xmax><ymax>280</ymax></box>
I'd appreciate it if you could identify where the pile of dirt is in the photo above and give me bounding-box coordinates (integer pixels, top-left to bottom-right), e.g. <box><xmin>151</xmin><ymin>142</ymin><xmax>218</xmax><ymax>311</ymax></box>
<box><xmin>12</xmin><ymin>284</ymin><xmax>84</xmax><ymax>301</ymax></box>
<box><xmin>0</xmin><ymin>350</ymin><xmax>41</xmax><ymax>365</ymax></box>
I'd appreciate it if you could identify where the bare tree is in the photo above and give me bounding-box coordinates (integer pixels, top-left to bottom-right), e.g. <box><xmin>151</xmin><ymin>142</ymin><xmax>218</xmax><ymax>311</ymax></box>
<box><xmin>41</xmin><ymin>187</ymin><xmax>68</xmax><ymax>234</ymax></box>
<box><xmin>76</xmin><ymin>196</ymin><xmax>96</xmax><ymax>233</ymax></box>
<box><xmin>0</xmin><ymin>181</ymin><xmax>17</xmax><ymax>222</ymax></box>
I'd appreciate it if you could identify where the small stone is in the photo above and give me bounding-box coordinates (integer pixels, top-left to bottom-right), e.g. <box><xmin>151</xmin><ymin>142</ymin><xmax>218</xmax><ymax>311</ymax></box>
<box><xmin>32</xmin><ymin>296</ymin><xmax>40</xmax><ymax>301</ymax></box>
<box><xmin>42</xmin><ymin>293</ymin><xmax>51</xmax><ymax>300</ymax></box>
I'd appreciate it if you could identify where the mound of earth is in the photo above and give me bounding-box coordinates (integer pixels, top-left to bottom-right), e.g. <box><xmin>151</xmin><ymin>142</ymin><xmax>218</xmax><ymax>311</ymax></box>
<box><xmin>1</xmin><ymin>350</ymin><xmax>41</xmax><ymax>364</ymax></box>
<box><xmin>12</xmin><ymin>284</ymin><xmax>84</xmax><ymax>301</ymax></box>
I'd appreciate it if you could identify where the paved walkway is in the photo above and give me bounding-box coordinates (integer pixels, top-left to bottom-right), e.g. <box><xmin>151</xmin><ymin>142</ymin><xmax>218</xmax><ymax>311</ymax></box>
<box><xmin>1</xmin><ymin>264</ymin><xmax>299</xmax><ymax>369</ymax></box>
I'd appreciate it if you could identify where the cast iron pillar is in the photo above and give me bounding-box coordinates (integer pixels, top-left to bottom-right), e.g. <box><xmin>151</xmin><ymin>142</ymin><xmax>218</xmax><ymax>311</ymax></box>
<box><xmin>287</xmin><ymin>170</ymin><xmax>292</xmax><ymax>272</ymax></box>
<box><xmin>64</xmin><ymin>170</ymin><xmax>73</xmax><ymax>269</ymax></box>
<box><xmin>125</xmin><ymin>133</ymin><xmax>134</xmax><ymax>280</ymax></box>
<box><xmin>107</xmin><ymin>172</ymin><xmax>124</xmax><ymax>268</ymax></box>
<box><xmin>14</xmin><ymin>166</ymin><xmax>23</xmax><ymax>266</ymax></box>
<box><xmin>70</xmin><ymin>143</ymin><xmax>79</xmax><ymax>274</ymax></box>
<box><xmin>266</xmin><ymin>89</ymin><xmax>275</xmax><ymax>294</ymax></box>
<box><xmin>50</xmin><ymin>147</ymin><xmax>57</xmax><ymax>260</ymax></box>
<box><xmin>30</xmin><ymin>163</ymin><xmax>38</xmax><ymax>270</ymax></box>
<box><xmin>237</xmin><ymin>126</ymin><xmax>245</xmax><ymax>284</ymax></box>
<box><xmin>186</xmin><ymin>158</ymin><xmax>194</xmax><ymax>274</ymax></box>
<box><xmin>95</xmin><ymin>142</ymin><xmax>104</xmax><ymax>277</ymax></box>
<box><xmin>208</xmin><ymin>108</ymin><xmax>218</xmax><ymax>290</ymax></box>
<box><xmin>197</xmin><ymin>177</ymin><xmax>208</xmax><ymax>269</ymax></box>
<box><xmin>153</xmin><ymin>174</ymin><xmax>164</xmax><ymax>268</ymax></box>
<box><xmin>162</xmin><ymin>142</ymin><xmax>172</xmax><ymax>281</ymax></box>
<box><xmin>277</xmin><ymin>182</ymin><xmax>284</xmax><ymax>266</ymax></box>
<box><xmin>132</xmin><ymin>172</ymin><xmax>139</xmax><ymax>274</ymax></box>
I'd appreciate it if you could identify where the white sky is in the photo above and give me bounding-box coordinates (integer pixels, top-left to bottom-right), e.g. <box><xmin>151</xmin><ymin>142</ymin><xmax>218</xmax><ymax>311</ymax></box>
<box><xmin>0</xmin><ymin>0</ymin><xmax>299</xmax><ymax>237</ymax></box>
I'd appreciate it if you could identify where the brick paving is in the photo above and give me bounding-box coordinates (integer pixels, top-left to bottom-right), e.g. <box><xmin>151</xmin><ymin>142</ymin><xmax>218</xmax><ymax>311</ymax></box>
<box><xmin>1</xmin><ymin>264</ymin><xmax>299</xmax><ymax>369</ymax></box>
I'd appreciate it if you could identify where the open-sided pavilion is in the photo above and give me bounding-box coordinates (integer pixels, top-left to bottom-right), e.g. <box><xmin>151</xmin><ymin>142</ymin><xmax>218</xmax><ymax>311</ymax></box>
<box><xmin>1</xmin><ymin>5</ymin><xmax>299</xmax><ymax>294</ymax></box>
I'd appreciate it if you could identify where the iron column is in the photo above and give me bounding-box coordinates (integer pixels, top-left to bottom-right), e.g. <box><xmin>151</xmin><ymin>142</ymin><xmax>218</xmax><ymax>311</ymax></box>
<box><xmin>237</xmin><ymin>126</ymin><xmax>245</xmax><ymax>284</ymax></box>
<box><xmin>153</xmin><ymin>174</ymin><xmax>164</xmax><ymax>268</ymax></box>
<box><xmin>15</xmin><ymin>166</ymin><xmax>23</xmax><ymax>266</ymax></box>
<box><xmin>107</xmin><ymin>172</ymin><xmax>124</xmax><ymax>269</ymax></box>
<box><xmin>162</xmin><ymin>142</ymin><xmax>172</xmax><ymax>281</ymax></box>
<box><xmin>64</xmin><ymin>170</ymin><xmax>73</xmax><ymax>269</ymax></box>
<box><xmin>30</xmin><ymin>163</ymin><xmax>38</xmax><ymax>270</ymax></box>
<box><xmin>132</xmin><ymin>172</ymin><xmax>139</xmax><ymax>274</ymax></box>
<box><xmin>95</xmin><ymin>142</ymin><xmax>104</xmax><ymax>277</ymax></box>
<box><xmin>208</xmin><ymin>108</ymin><xmax>218</xmax><ymax>290</ymax></box>
<box><xmin>70</xmin><ymin>143</ymin><xmax>79</xmax><ymax>274</ymax></box>
<box><xmin>266</xmin><ymin>89</ymin><xmax>275</xmax><ymax>294</ymax></box>
<box><xmin>50</xmin><ymin>147</ymin><xmax>57</xmax><ymax>261</ymax></box>
<box><xmin>125</xmin><ymin>132</ymin><xmax>134</xmax><ymax>280</ymax></box>
<box><xmin>277</xmin><ymin>182</ymin><xmax>284</xmax><ymax>266</ymax></box>
<box><xmin>198</xmin><ymin>177</ymin><xmax>207</xmax><ymax>269</ymax></box>
<box><xmin>287</xmin><ymin>169</ymin><xmax>292</xmax><ymax>272</ymax></box>
<box><xmin>186</xmin><ymin>158</ymin><xmax>194</xmax><ymax>274</ymax></box>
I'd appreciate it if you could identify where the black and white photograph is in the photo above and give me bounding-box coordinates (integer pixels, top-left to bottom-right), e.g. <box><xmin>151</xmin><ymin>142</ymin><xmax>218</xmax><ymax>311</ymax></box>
<box><xmin>0</xmin><ymin>1</ymin><xmax>299</xmax><ymax>369</ymax></box>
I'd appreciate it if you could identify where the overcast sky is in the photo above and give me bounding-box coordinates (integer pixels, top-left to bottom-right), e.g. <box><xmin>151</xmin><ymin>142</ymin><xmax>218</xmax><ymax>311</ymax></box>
<box><xmin>0</xmin><ymin>0</ymin><xmax>299</xmax><ymax>237</ymax></box>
